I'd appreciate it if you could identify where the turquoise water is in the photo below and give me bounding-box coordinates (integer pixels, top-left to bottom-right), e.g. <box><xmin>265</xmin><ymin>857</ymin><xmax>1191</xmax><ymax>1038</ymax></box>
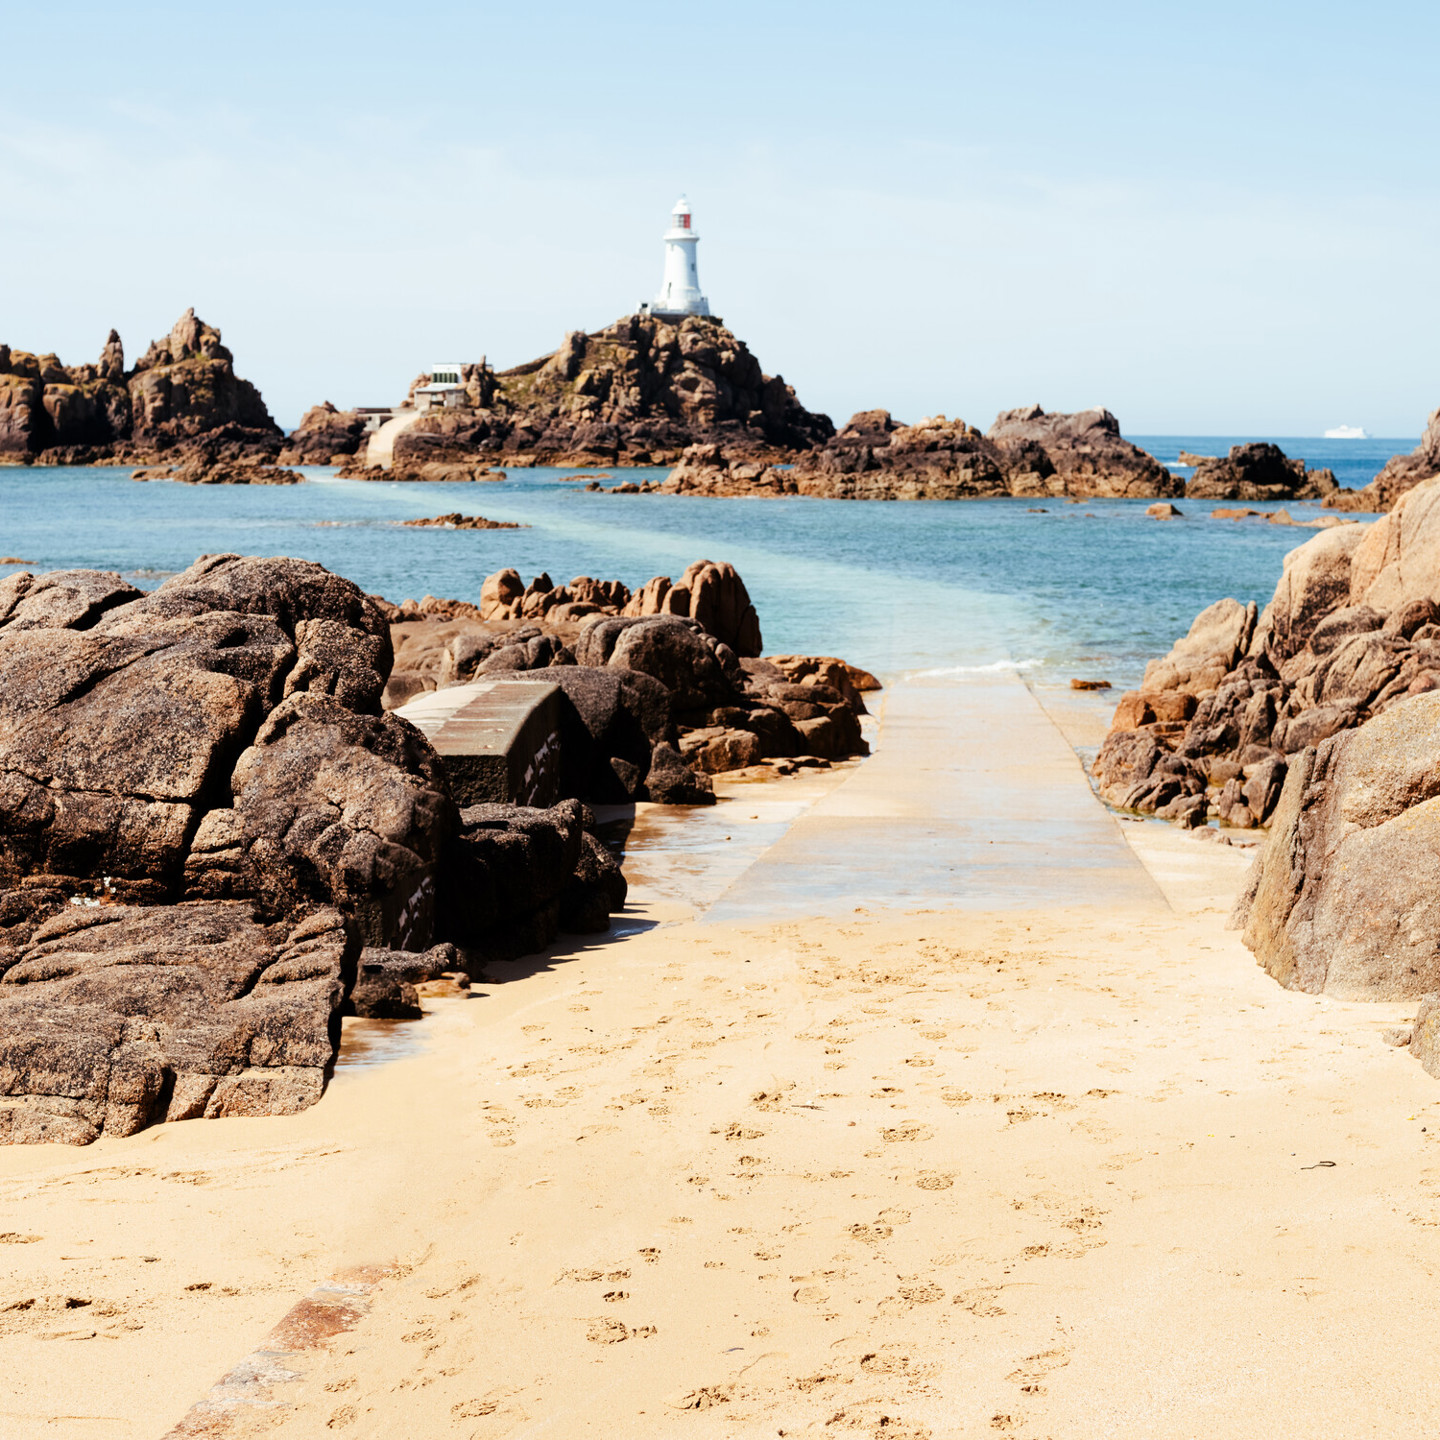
<box><xmin>0</xmin><ymin>436</ymin><xmax>1412</xmax><ymax>689</ymax></box>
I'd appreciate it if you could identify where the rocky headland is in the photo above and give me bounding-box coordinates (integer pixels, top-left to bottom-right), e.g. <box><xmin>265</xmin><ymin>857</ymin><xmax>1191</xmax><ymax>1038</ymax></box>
<box><xmin>0</xmin><ymin>310</ymin><xmax>281</xmax><ymax>479</ymax></box>
<box><xmin>0</xmin><ymin>553</ymin><xmax>872</xmax><ymax>1143</ymax></box>
<box><xmin>661</xmin><ymin>405</ymin><xmax>1180</xmax><ymax>500</ymax></box>
<box><xmin>325</xmin><ymin>314</ymin><xmax>834</xmax><ymax>478</ymax></box>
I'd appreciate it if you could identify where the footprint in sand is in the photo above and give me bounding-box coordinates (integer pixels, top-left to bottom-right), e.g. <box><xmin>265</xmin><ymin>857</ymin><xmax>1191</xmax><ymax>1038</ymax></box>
<box><xmin>954</xmin><ymin>1288</ymin><xmax>1007</xmax><ymax>1317</ymax></box>
<box><xmin>668</xmin><ymin>1385</ymin><xmax>734</xmax><ymax>1410</ymax></box>
<box><xmin>881</xmin><ymin>1123</ymin><xmax>932</xmax><ymax>1143</ymax></box>
<box><xmin>896</xmin><ymin>1283</ymin><xmax>944</xmax><ymax>1304</ymax></box>
<box><xmin>586</xmin><ymin>1318</ymin><xmax>629</xmax><ymax>1343</ymax></box>
<box><xmin>1006</xmin><ymin>1347</ymin><xmax>1071</xmax><ymax>1394</ymax></box>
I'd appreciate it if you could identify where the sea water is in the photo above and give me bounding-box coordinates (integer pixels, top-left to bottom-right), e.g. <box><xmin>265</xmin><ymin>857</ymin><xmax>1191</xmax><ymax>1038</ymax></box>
<box><xmin>0</xmin><ymin>435</ymin><xmax>1411</xmax><ymax>690</ymax></box>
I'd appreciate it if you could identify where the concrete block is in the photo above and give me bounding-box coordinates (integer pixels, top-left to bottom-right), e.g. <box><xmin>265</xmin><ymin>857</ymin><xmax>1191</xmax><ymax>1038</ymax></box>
<box><xmin>394</xmin><ymin>678</ymin><xmax>563</xmax><ymax>807</ymax></box>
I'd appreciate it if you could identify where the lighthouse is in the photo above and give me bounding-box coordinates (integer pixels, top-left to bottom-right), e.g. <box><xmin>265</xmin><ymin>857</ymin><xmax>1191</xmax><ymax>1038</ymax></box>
<box><xmin>648</xmin><ymin>195</ymin><xmax>711</xmax><ymax>319</ymax></box>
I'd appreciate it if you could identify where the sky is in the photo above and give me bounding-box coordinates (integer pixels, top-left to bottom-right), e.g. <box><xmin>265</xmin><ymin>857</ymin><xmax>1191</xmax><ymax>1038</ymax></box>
<box><xmin>4</xmin><ymin>0</ymin><xmax>1437</xmax><ymax>436</ymax></box>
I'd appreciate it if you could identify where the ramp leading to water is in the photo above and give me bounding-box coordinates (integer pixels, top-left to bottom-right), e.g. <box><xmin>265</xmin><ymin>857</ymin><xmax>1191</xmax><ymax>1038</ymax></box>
<box><xmin>704</xmin><ymin>670</ymin><xmax>1164</xmax><ymax>919</ymax></box>
<box><xmin>364</xmin><ymin>409</ymin><xmax>423</xmax><ymax>470</ymax></box>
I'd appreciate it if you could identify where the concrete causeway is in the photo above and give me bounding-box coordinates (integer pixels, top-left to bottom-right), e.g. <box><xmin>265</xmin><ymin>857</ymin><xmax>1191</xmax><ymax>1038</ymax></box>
<box><xmin>705</xmin><ymin>669</ymin><xmax>1165</xmax><ymax>919</ymax></box>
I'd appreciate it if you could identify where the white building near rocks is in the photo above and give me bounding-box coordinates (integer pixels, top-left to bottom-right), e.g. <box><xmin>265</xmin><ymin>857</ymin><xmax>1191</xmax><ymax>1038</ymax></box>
<box><xmin>645</xmin><ymin>196</ymin><xmax>711</xmax><ymax>320</ymax></box>
<box><xmin>415</xmin><ymin>363</ymin><xmax>468</xmax><ymax>411</ymax></box>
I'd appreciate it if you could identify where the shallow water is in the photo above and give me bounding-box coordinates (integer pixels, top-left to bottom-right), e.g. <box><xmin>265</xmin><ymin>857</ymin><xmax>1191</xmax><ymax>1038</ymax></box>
<box><xmin>0</xmin><ymin>435</ymin><xmax>1410</xmax><ymax>689</ymax></box>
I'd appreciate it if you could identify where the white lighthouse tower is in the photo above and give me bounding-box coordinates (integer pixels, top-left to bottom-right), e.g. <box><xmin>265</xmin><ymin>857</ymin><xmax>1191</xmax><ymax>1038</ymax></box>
<box><xmin>648</xmin><ymin>195</ymin><xmax>711</xmax><ymax>319</ymax></box>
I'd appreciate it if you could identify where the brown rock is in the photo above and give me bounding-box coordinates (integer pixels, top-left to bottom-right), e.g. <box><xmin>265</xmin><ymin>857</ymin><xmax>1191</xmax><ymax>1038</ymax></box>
<box><xmin>1147</xmin><ymin>502</ymin><xmax>1183</xmax><ymax>519</ymax></box>
<box><xmin>480</xmin><ymin>568</ymin><xmax>524</xmax><ymax>621</ymax></box>
<box><xmin>1239</xmin><ymin>692</ymin><xmax>1440</xmax><ymax>998</ymax></box>
<box><xmin>1139</xmin><ymin>598</ymin><xmax>1257</xmax><ymax>696</ymax></box>
<box><xmin>985</xmin><ymin>405</ymin><xmax>1177</xmax><ymax>498</ymax></box>
<box><xmin>182</xmin><ymin>692</ymin><xmax>456</xmax><ymax>948</ymax></box>
<box><xmin>1185</xmin><ymin>443</ymin><xmax>1337</xmax><ymax>501</ymax></box>
<box><xmin>680</xmin><ymin>726</ymin><xmax>764</xmax><ymax>774</ymax></box>
<box><xmin>401</xmin><ymin>513</ymin><xmax>522</xmax><ymax>530</ymax></box>
<box><xmin>679</xmin><ymin>559</ymin><xmax>762</xmax><ymax>657</ymax></box>
<box><xmin>0</xmin><ymin>901</ymin><xmax>353</xmax><ymax>1145</ymax></box>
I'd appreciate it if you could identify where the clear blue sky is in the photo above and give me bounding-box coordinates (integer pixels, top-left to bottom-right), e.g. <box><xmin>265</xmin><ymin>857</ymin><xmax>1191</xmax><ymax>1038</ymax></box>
<box><xmin>5</xmin><ymin>0</ymin><xmax>1437</xmax><ymax>435</ymax></box>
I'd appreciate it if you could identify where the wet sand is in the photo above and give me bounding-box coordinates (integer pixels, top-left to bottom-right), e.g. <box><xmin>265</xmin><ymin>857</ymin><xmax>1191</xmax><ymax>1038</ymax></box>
<box><xmin>4</xmin><ymin>675</ymin><xmax>1440</xmax><ymax>1438</ymax></box>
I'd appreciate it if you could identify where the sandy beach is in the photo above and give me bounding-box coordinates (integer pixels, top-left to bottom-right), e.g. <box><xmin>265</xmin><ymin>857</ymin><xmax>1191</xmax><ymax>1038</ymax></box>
<box><xmin>5</xmin><ymin>674</ymin><xmax>1439</xmax><ymax>1438</ymax></box>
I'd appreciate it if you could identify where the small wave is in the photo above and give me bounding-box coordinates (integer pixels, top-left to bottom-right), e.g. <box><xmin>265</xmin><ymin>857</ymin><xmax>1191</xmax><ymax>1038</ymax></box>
<box><xmin>908</xmin><ymin>659</ymin><xmax>1041</xmax><ymax>678</ymax></box>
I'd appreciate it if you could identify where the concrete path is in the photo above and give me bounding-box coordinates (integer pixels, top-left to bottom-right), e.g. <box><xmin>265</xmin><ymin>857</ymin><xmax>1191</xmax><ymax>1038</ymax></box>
<box><xmin>706</xmin><ymin>669</ymin><xmax>1165</xmax><ymax>920</ymax></box>
<box><xmin>363</xmin><ymin>408</ymin><xmax>422</xmax><ymax>470</ymax></box>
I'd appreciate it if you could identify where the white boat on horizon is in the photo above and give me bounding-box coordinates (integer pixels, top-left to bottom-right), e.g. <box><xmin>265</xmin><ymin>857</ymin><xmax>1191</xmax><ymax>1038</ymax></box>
<box><xmin>1323</xmin><ymin>424</ymin><xmax>1370</xmax><ymax>439</ymax></box>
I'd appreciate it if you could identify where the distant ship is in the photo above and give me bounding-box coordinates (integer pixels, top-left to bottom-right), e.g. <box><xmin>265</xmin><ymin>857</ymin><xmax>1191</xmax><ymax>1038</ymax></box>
<box><xmin>1323</xmin><ymin>424</ymin><xmax>1369</xmax><ymax>439</ymax></box>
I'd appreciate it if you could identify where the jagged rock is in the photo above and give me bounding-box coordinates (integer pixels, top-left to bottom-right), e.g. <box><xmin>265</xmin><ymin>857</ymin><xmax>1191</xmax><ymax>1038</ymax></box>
<box><xmin>0</xmin><ymin>569</ymin><xmax>142</xmax><ymax>631</ymax></box>
<box><xmin>400</xmin><ymin>513</ymin><xmax>521</xmax><ymax>530</ymax></box>
<box><xmin>663</xmin><ymin>405</ymin><xmax>1177</xmax><ymax>500</ymax></box>
<box><xmin>645</xmin><ymin>741</ymin><xmax>716</xmax><ymax>805</ymax></box>
<box><xmin>1236</xmin><ymin>692</ymin><xmax>1440</xmax><ymax>998</ymax></box>
<box><xmin>346</xmin><ymin>943</ymin><xmax>457</xmax><ymax>1019</ymax></box>
<box><xmin>1091</xmin><ymin>728</ymin><xmax>1207</xmax><ymax>814</ymax></box>
<box><xmin>182</xmin><ymin>692</ymin><xmax>456</xmax><ymax>948</ymax></box>
<box><xmin>170</xmin><ymin>456</ymin><xmax>302</xmax><ymax>486</ymax></box>
<box><xmin>680</xmin><ymin>726</ymin><xmax>764</xmax><ymax>774</ymax></box>
<box><xmin>1184</xmin><ymin>442</ymin><xmax>1338</xmax><ymax>501</ymax></box>
<box><xmin>758</xmin><ymin>654</ymin><xmax>882</xmax><ymax>706</ymax></box>
<box><xmin>0</xmin><ymin>310</ymin><xmax>280</xmax><ymax>465</ymax></box>
<box><xmin>1140</xmin><ymin>598</ymin><xmax>1258</xmax><ymax>697</ymax></box>
<box><xmin>282</xmin><ymin>402</ymin><xmax>369</xmax><ymax>464</ymax></box>
<box><xmin>0</xmin><ymin>556</ymin><xmax>436</xmax><ymax>921</ymax></box>
<box><xmin>1253</xmin><ymin>524</ymin><xmax>1368</xmax><ymax>661</ymax></box>
<box><xmin>1095</xmin><ymin>477</ymin><xmax>1440</xmax><ymax>829</ymax></box>
<box><xmin>1325</xmin><ymin>408</ymin><xmax>1440</xmax><ymax>513</ymax></box>
<box><xmin>575</xmin><ymin>615</ymin><xmax>744</xmax><ymax>712</ymax></box>
<box><xmin>0</xmin><ymin>900</ymin><xmax>353</xmax><ymax>1144</ymax></box>
<box><xmin>337</xmin><ymin>314</ymin><xmax>833</xmax><ymax>471</ymax></box>
<box><xmin>985</xmin><ymin>406</ymin><xmax>1178</xmax><ymax>498</ymax></box>
<box><xmin>673</xmin><ymin>560</ymin><xmax>762</xmax><ymax>657</ymax></box>
<box><xmin>387</xmin><ymin>563</ymin><xmax>869</xmax><ymax>790</ymax></box>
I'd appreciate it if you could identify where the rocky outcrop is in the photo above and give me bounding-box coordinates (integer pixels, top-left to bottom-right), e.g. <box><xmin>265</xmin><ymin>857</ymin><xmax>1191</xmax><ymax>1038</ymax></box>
<box><xmin>0</xmin><ymin>554</ymin><xmax>643</xmax><ymax>1143</ymax></box>
<box><xmin>984</xmin><ymin>406</ymin><xmax>1177</xmax><ymax>498</ymax></box>
<box><xmin>0</xmin><ymin>556</ymin><xmax>449</xmax><ymax>1141</ymax></box>
<box><xmin>280</xmin><ymin>402</ymin><xmax>369</xmax><ymax>465</ymax></box>
<box><xmin>336</xmin><ymin>314</ymin><xmax>834</xmax><ymax>473</ymax></box>
<box><xmin>1231</xmin><ymin>694</ymin><xmax>1440</xmax><ymax>999</ymax></box>
<box><xmin>133</xmin><ymin>452</ymin><xmax>302</xmax><ymax>486</ymax></box>
<box><xmin>473</xmin><ymin>559</ymin><xmax>763</xmax><ymax>657</ymax></box>
<box><xmin>1326</xmin><ymin>409</ymin><xmax>1440</xmax><ymax>513</ymax></box>
<box><xmin>663</xmin><ymin>406</ymin><xmax>1178</xmax><ymax>500</ymax></box>
<box><xmin>0</xmin><ymin>310</ymin><xmax>281</xmax><ymax>468</ymax></box>
<box><xmin>1093</xmin><ymin>476</ymin><xmax>1440</xmax><ymax>831</ymax></box>
<box><xmin>1184</xmin><ymin>442</ymin><xmax>1338</xmax><ymax>501</ymax></box>
<box><xmin>400</xmin><ymin>513</ymin><xmax>522</xmax><ymax>530</ymax></box>
<box><xmin>0</xmin><ymin>899</ymin><xmax>353</xmax><ymax>1145</ymax></box>
<box><xmin>0</xmin><ymin>555</ymin><xmax>436</xmax><ymax>907</ymax></box>
<box><xmin>381</xmin><ymin>560</ymin><xmax>876</xmax><ymax>798</ymax></box>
